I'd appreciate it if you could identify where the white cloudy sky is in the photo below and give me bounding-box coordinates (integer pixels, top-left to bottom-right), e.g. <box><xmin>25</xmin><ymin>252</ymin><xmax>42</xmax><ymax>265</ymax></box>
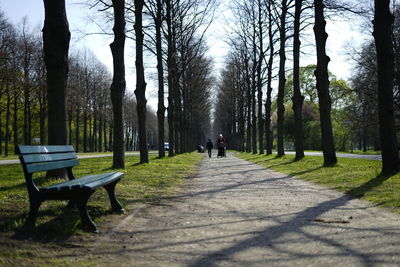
<box><xmin>0</xmin><ymin>0</ymin><xmax>367</xmax><ymax>108</ymax></box>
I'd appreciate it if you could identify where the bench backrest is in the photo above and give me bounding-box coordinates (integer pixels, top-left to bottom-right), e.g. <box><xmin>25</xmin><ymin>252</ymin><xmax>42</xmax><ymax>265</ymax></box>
<box><xmin>17</xmin><ymin>145</ymin><xmax>79</xmax><ymax>174</ymax></box>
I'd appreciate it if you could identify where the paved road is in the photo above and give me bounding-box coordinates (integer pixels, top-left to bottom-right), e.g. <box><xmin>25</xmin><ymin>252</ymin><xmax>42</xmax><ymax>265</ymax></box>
<box><xmin>86</xmin><ymin>153</ymin><xmax>400</xmax><ymax>266</ymax></box>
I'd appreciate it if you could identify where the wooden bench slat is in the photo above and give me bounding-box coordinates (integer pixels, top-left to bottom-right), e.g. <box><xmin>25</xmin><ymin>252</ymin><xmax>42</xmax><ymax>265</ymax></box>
<box><xmin>41</xmin><ymin>172</ymin><xmax>123</xmax><ymax>193</ymax></box>
<box><xmin>17</xmin><ymin>145</ymin><xmax>75</xmax><ymax>155</ymax></box>
<box><xmin>21</xmin><ymin>152</ymin><xmax>77</xmax><ymax>164</ymax></box>
<box><xmin>25</xmin><ymin>159</ymin><xmax>79</xmax><ymax>174</ymax></box>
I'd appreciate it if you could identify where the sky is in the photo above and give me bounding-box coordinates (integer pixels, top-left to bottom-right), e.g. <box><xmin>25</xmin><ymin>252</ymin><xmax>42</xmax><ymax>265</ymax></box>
<box><xmin>0</xmin><ymin>0</ymin><xmax>365</xmax><ymax>108</ymax></box>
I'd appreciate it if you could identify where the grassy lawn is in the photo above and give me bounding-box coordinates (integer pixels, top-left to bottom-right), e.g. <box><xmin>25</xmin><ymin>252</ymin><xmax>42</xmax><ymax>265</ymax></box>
<box><xmin>236</xmin><ymin>152</ymin><xmax>400</xmax><ymax>214</ymax></box>
<box><xmin>0</xmin><ymin>152</ymin><xmax>203</xmax><ymax>266</ymax></box>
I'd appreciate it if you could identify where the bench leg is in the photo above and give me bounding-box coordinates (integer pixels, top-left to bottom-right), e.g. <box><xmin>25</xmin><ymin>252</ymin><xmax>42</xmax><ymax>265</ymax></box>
<box><xmin>27</xmin><ymin>198</ymin><xmax>41</xmax><ymax>226</ymax></box>
<box><xmin>104</xmin><ymin>181</ymin><xmax>124</xmax><ymax>213</ymax></box>
<box><xmin>76</xmin><ymin>191</ymin><xmax>98</xmax><ymax>233</ymax></box>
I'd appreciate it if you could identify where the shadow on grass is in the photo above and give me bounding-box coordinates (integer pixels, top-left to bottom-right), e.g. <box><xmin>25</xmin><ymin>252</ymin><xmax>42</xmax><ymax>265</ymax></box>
<box><xmin>10</xmin><ymin>205</ymin><xmax>113</xmax><ymax>242</ymax></box>
<box><xmin>346</xmin><ymin>172</ymin><xmax>395</xmax><ymax>199</ymax></box>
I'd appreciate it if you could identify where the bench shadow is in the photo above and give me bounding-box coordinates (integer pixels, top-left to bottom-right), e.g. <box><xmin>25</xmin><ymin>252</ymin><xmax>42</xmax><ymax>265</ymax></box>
<box><xmin>11</xmin><ymin>205</ymin><xmax>114</xmax><ymax>242</ymax></box>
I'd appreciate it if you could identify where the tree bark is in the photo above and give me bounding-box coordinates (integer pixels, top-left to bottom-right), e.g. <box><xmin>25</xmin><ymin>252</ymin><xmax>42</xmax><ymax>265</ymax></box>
<box><xmin>277</xmin><ymin>0</ymin><xmax>288</xmax><ymax>157</ymax></box>
<box><xmin>75</xmin><ymin>107</ymin><xmax>80</xmax><ymax>152</ymax></box>
<box><xmin>373</xmin><ymin>0</ymin><xmax>399</xmax><ymax>173</ymax></box>
<box><xmin>265</xmin><ymin>0</ymin><xmax>274</xmax><ymax>155</ymax></box>
<box><xmin>110</xmin><ymin>0</ymin><xmax>126</xmax><ymax>168</ymax></box>
<box><xmin>155</xmin><ymin>0</ymin><xmax>166</xmax><ymax>158</ymax></box>
<box><xmin>292</xmin><ymin>0</ymin><xmax>305</xmax><ymax>160</ymax></box>
<box><xmin>313</xmin><ymin>0</ymin><xmax>337</xmax><ymax>166</ymax></box>
<box><xmin>166</xmin><ymin>0</ymin><xmax>176</xmax><ymax>157</ymax></box>
<box><xmin>251</xmin><ymin>23</ymin><xmax>257</xmax><ymax>154</ymax></box>
<box><xmin>43</xmin><ymin>0</ymin><xmax>70</xmax><ymax>147</ymax></box>
<box><xmin>134</xmin><ymin>0</ymin><xmax>149</xmax><ymax>164</ymax></box>
<box><xmin>257</xmin><ymin>0</ymin><xmax>264</xmax><ymax>155</ymax></box>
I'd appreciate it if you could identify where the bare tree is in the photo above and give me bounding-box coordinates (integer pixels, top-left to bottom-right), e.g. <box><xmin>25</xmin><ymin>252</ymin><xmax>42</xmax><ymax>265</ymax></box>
<box><xmin>43</xmin><ymin>0</ymin><xmax>70</xmax><ymax>146</ymax></box>
<box><xmin>292</xmin><ymin>0</ymin><xmax>305</xmax><ymax>160</ymax></box>
<box><xmin>110</xmin><ymin>0</ymin><xmax>126</xmax><ymax>168</ymax></box>
<box><xmin>43</xmin><ymin>0</ymin><xmax>70</xmax><ymax>178</ymax></box>
<box><xmin>276</xmin><ymin>0</ymin><xmax>292</xmax><ymax>157</ymax></box>
<box><xmin>134</xmin><ymin>0</ymin><xmax>149</xmax><ymax>163</ymax></box>
<box><xmin>313</xmin><ymin>0</ymin><xmax>337</xmax><ymax>166</ymax></box>
<box><xmin>373</xmin><ymin>0</ymin><xmax>399</xmax><ymax>173</ymax></box>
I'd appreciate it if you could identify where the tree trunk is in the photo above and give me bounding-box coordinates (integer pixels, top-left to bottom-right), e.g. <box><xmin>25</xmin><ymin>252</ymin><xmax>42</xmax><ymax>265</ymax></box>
<box><xmin>265</xmin><ymin>0</ymin><xmax>274</xmax><ymax>155</ymax></box>
<box><xmin>103</xmin><ymin>118</ymin><xmax>107</xmax><ymax>152</ymax></box>
<box><xmin>292</xmin><ymin>0</ymin><xmax>305</xmax><ymax>160</ymax></box>
<box><xmin>244</xmin><ymin>53</ymin><xmax>252</xmax><ymax>153</ymax></box>
<box><xmin>134</xmin><ymin>0</ymin><xmax>149</xmax><ymax>164</ymax></box>
<box><xmin>75</xmin><ymin>107</ymin><xmax>80</xmax><ymax>152</ymax></box>
<box><xmin>5</xmin><ymin>85</ymin><xmax>11</xmax><ymax>157</ymax></box>
<box><xmin>109</xmin><ymin>123</ymin><xmax>113</xmax><ymax>152</ymax></box>
<box><xmin>43</xmin><ymin>0</ymin><xmax>70</xmax><ymax>146</ymax></box>
<box><xmin>277</xmin><ymin>0</ymin><xmax>288</xmax><ymax>157</ymax></box>
<box><xmin>98</xmin><ymin>114</ymin><xmax>103</xmax><ymax>152</ymax></box>
<box><xmin>110</xmin><ymin>0</ymin><xmax>126</xmax><ymax>168</ymax></box>
<box><xmin>39</xmin><ymin>82</ymin><xmax>46</xmax><ymax>145</ymax></box>
<box><xmin>83</xmin><ymin>112</ymin><xmax>88</xmax><ymax>152</ymax></box>
<box><xmin>13</xmin><ymin>83</ymin><xmax>18</xmax><ymax>154</ymax></box>
<box><xmin>313</xmin><ymin>0</ymin><xmax>337</xmax><ymax>166</ymax></box>
<box><xmin>166</xmin><ymin>0</ymin><xmax>175</xmax><ymax>157</ymax></box>
<box><xmin>68</xmin><ymin>108</ymin><xmax>73</xmax><ymax>145</ymax></box>
<box><xmin>373</xmin><ymin>0</ymin><xmax>399</xmax><ymax>173</ymax></box>
<box><xmin>257</xmin><ymin>0</ymin><xmax>264</xmax><ymax>155</ymax></box>
<box><xmin>251</xmin><ymin>27</ymin><xmax>257</xmax><ymax>154</ymax></box>
<box><xmin>155</xmin><ymin>0</ymin><xmax>165</xmax><ymax>158</ymax></box>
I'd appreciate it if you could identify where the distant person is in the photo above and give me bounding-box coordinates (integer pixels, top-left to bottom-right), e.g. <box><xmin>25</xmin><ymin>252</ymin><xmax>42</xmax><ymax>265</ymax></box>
<box><xmin>216</xmin><ymin>134</ymin><xmax>227</xmax><ymax>158</ymax></box>
<box><xmin>206</xmin><ymin>138</ymin><xmax>213</xmax><ymax>158</ymax></box>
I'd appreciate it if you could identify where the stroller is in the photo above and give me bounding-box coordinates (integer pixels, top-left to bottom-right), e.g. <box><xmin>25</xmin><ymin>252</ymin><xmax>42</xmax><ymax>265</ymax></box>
<box><xmin>217</xmin><ymin>141</ymin><xmax>226</xmax><ymax>158</ymax></box>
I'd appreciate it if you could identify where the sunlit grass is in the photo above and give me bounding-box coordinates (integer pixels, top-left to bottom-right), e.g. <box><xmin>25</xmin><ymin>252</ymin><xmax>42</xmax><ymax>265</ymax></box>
<box><xmin>236</xmin><ymin>152</ymin><xmax>400</xmax><ymax>214</ymax></box>
<box><xmin>0</xmin><ymin>153</ymin><xmax>203</xmax><ymax>233</ymax></box>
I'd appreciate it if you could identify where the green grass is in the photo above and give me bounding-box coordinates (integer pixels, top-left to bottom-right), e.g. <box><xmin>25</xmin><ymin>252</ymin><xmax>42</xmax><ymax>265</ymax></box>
<box><xmin>236</xmin><ymin>152</ymin><xmax>400</xmax><ymax>214</ymax></box>
<box><xmin>0</xmin><ymin>152</ymin><xmax>203</xmax><ymax>265</ymax></box>
<box><xmin>0</xmin><ymin>153</ymin><xmax>202</xmax><ymax>236</ymax></box>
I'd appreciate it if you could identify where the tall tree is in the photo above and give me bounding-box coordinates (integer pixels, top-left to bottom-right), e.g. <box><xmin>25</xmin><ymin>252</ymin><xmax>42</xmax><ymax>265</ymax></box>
<box><xmin>165</xmin><ymin>0</ymin><xmax>176</xmax><ymax>157</ymax></box>
<box><xmin>265</xmin><ymin>0</ymin><xmax>276</xmax><ymax>155</ymax></box>
<box><xmin>155</xmin><ymin>0</ymin><xmax>166</xmax><ymax>158</ymax></box>
<box><xmin>43</xmin><ymin>0</ymin><xmax>70</xmax><ymax>178</ymax></box>
<box><xmin>277</xmin><ymin>0</ymin><xmax>289</xmax><ymax>157</ymax></box>
<box><xmin>43</xmin><ymin>0</ymin><xmax>70</xmax><ymax>146</ymax></box>
<box><xmin>134</xmin><ymin>0</ymin><xmax>149</xmax><ymax>163</ymax></box>
<box><xmin>313</xmin><ymin>0</ymin><xmax>337</xmax><ymax>166</ymax></box>
<box><xmin>373</xmin><ymin>0</ymin><xmax>399</xmax><ymax>173</ymax></box>
<box><xmin>292</xmin><ymin>0</ymin><xmax>305</xmax><ymax>160</ymax></box>
<box><xmin>110</xmin><ymin>0</ymin><xmax>126</xmax><ymax>168</ymax></box>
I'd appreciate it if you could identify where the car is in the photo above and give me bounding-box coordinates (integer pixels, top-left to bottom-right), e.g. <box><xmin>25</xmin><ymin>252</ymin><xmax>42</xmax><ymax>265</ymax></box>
<box><xmin>164</xmin><ymin>142</ymin><xmax>169</xmax><ymax>151</ymax></box>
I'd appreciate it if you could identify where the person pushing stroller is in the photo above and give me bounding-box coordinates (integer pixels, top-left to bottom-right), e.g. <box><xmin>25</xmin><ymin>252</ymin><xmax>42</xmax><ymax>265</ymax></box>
<box><xmin>216</xmin><ymin>134</ymin><xmax>227</xmax><ymax>158</ymax></box>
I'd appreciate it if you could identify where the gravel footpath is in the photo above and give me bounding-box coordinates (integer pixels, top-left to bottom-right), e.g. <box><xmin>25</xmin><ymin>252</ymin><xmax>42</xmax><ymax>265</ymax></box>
<box><xmin>88</xmin><ymin>152</ymin><xmax>400</xmax><ymax>266</ymax></box>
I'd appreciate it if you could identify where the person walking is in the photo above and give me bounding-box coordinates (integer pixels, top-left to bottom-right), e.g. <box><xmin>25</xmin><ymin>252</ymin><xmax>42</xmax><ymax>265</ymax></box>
<box><xmin>206</xmin><ymin>138</ymin><xmax>213</xmax><ymax>158</ymax></box>
<box><xmin>216</xmin><ymin>134</ymin><xmax>227</xmax><ymax>158</ymax></box>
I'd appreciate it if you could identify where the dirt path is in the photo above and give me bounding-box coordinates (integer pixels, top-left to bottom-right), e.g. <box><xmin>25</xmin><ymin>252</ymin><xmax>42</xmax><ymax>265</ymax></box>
<box><xmin>76</xmin><ymin>153</ymin><xmax>400</xmax><ymax>266</ymax></box>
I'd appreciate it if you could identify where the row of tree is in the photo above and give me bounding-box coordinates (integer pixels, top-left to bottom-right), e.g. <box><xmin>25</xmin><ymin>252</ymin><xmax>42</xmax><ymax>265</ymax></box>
<box><xmin>214</xmin><ymin>0</ymin><xmax>399</xmax><ymax>173</ymax></box>
<box><xmin>99</xmin><ymin>0</ymin><xmax>216</xmax><ymax>166</ymax></box>
<box><xmin>1</xmin><ymin>0</ymin><xmax>217</xmax><ymax>171</ymax></box>
<box><xmin>0</xmin><ymin>10</ymin><xmax>157</xmax><ymax>157</ymax></box>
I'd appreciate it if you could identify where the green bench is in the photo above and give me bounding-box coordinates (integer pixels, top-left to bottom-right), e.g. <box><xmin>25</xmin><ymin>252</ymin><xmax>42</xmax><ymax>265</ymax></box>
<box><xmin>17</xmin><ymin>145</ymin><xmax>124</xmax><ymax>233</ymax></box>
